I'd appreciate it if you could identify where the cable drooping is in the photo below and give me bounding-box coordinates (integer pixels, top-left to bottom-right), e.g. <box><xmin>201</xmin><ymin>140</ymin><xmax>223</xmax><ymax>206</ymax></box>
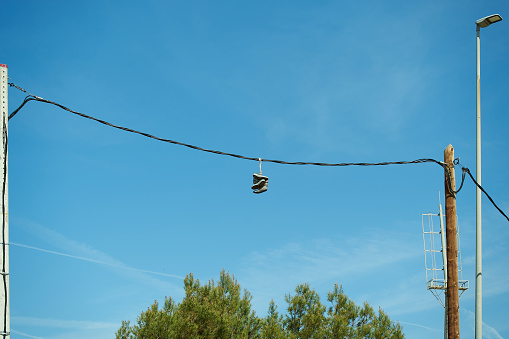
<box><xmin>462</xmin><ymin>167</ymin><xmax>509</xmax><ymax>222</ymax></box>
<box><xmin>7</xmin><ymin>95</ymin><xmax>444</xmax><ymax>163</ymax></box>
<box><xmin>7</xmin><ymin>84</ymin><xmax>507</xmax><ymax>222</ymax></box>
<box><xmin>5</xmin><ymin>91</ymin><xmax>465</xmax><ymax>196</ymax></box>
<box><xmin>8</xmin><ymin>95</ymin><xmax>34</xmax><ymax>120</ymax></box>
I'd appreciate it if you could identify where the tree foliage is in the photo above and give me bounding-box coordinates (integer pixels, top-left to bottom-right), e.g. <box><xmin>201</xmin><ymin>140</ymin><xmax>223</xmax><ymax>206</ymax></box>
<box><xmin>116</xmin><ymin>270</ymin><xmax>404</xmax><ymax>339</ymax></box>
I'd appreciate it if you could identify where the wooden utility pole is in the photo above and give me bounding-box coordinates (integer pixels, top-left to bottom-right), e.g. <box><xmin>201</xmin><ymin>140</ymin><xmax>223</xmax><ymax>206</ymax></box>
<box><xmin>444</xmin><ymin>144</ymin><xmax>459</xmax><ymax>339</ymax></box>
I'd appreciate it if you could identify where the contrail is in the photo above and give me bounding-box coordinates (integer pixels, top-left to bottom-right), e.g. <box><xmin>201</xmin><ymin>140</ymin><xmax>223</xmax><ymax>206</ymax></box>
<box><xmin>10</xmin><ymin>242</ymin><xmax>184</xmax><ymax>279</ymax></box>
<box><xmin>10</xmin><ymin>329</ymin><xmax>44</xmax><ymax>339</ymax></box>
<box><xmin>398</xmin><ymin>321</ymin><xmax>441</xmax><ymax>332</ymax></box>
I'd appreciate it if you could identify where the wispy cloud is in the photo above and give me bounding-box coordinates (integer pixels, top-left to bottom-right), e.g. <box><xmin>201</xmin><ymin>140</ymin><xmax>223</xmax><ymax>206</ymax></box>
<box><xmin>398</xmin><ymin>321</ymin><xmax>441</xmax><ymax>332</ymax></box>
<box><xmin>371</xmin><ymin>273</ymin><xmax>443</xmax><ymax>316</ymax></box>
<box><xmin>482</xmin><ymin>266</ymin><xmax>509</xmax><ymax>298</ymax></box>
<box><xmin>244</xmin><ymin>231</ymin><xmax>420</xmax><ymax>279</ymax></box>
<box><xmin>238</xmin><ymin>230</ymin><xmax>423</xmax><ymax>314</ymax></box>
<box><xmin>14</xmin><ymin>219</ymin><xmax>184</xmax><ymax>292</ymax></box>
<box><xmin>10</xmin><ymin>242</ymin><xmax>184</xmax><ymax>279</ymax></box>
<box><xmin>11</xmin><ymin>330</ymin><xmax>44</xmax><ymax>339</ymax></box>
<box><xmin>12</xmin><ymin>317</ymin><xmax>120</xmax><ymax>339</ymax></box>
<box><xmin>251</xmin><ymin>6</ymin><xmax>434</xmax><ymax>156</ymax></box>
<box><xmin>463</xmin><ymin>309</ymin><xmax>505</xmax><ymax>339</ymax></box>
<box><xmin>12</xmin><ymin>316</ymin><xmax>118</xmax><ymax>330</ymax></box>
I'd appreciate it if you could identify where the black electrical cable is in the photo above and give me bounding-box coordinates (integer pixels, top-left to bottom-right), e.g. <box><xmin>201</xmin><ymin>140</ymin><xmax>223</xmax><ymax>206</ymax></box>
<box><xmin>8</xmin><ymin>83</ymin><xmax>42</xmax><ymax>121</ymax></box>
<box><xmin>8</xmin><ymin>95</ymin><xmax>34</xmax><ymax>120</ymax></box>
<box><xmin>462</xmin><ymin>167</ymin><xmax>509</xmax><ymax>222</ymax></box>
<box><xmin>7</xmin><ymin>84</ymin><xmax>508</xmax><ymax>222</ymax></box>
<box><xmin>6</xmin><ymin>96</ymin><xmax>445</xmax><ymax>164</ymax></box>
<box><xmin>6</xmin><ymin>94</ymin><xmax>465</xmax><ymax>194</ymax></box>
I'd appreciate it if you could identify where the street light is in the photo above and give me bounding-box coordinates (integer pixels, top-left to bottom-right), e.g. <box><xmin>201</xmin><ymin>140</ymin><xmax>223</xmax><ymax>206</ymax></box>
<box><xmin>475</xmin><ymin>13</ymin><xmax>502</xmax><ymax>339</ymax></box>
<box><xmin>476</xmin><ymin>14</ymin><xmax>502</xmax><ymax>28</ymax></box>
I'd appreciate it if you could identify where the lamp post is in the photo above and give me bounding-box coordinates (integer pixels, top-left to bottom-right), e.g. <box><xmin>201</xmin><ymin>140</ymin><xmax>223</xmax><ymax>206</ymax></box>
<box><xmin>475</xmin><ymin>13</ymin><xmax>502</xmax><ymax>339</ymax></box>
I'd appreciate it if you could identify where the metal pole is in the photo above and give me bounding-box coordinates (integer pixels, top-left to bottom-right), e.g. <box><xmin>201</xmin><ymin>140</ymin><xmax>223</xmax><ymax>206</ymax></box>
<box><xmin>445</xmin><ymin>292</ymin><xmax>448</xmax><ymax>339</ymax></box>
<box><xmin>439</xmin><ymin>202</ymin><xmax>448</xmax><ymax>339</ymax></box>
<box><xmin>475</xmin><ymin>25</ymin><xmax>482</xmax><ymax>339</ymax></box>
<box><xmin>444</xmin><ymin>144</ymin><xmax>459</xmax><ymax>339</ymax></box>
<box><xmin>0</xmin><ymin>63</ymin><xmax>9</xmax><ymax>338</ymax></box>
<box><xmin>474</xmin><ymin>15</ymin><xmax>503</xmax><ymax>337</ymax></box>
<box><xmin>439</xmin><ymin>202</ymin><xmax>447</xmax><ymax>286</ymax></box>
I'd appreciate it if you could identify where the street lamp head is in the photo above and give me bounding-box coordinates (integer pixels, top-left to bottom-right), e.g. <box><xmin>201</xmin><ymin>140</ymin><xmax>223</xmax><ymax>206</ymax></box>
<box><xmin>476</xmin><ymin>14</ymin><xmax>503</xmax><ymax>28</ymax></box>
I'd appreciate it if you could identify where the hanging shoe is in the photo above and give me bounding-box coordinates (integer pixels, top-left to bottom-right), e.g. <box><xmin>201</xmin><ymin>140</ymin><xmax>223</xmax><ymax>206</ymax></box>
<box><xmin>252</xmin><ymin>173</ymin><xmax>268</xmax><ymax>193</ymax></box>
<box><xmin>252</xmin><ymin>173</ymin><xmax>268</xmax><ymax>184</ymax></box>
<box><xmin>253</xmin><ymin>181</ymin><xmax>268</xmax><ymax>194</ymax></box>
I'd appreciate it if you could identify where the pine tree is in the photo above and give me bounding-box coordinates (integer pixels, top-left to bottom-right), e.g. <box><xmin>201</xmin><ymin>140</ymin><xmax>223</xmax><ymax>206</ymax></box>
<box><xmin>116</xmin><ymin>270</ymin><xmax>405</xmax><ymax>339</ymax></box>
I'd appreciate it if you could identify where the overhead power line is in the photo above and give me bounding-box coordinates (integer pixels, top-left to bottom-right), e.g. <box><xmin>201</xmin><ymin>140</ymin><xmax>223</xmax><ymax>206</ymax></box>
<box><xmin>7</xmin><ymin>83</ymin><xmax>509</xmax><ymax>222</ymax></box>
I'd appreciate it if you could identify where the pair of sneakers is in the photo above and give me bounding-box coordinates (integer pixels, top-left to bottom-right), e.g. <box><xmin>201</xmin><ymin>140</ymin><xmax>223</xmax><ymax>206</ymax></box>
<box><xmin>252</xmin><ymin>173</ymin><xmax>268</xmax><ymax>194</ymax></box>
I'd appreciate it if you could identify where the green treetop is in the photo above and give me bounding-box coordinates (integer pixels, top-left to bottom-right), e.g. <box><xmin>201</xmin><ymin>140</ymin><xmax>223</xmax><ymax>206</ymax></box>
<box><xmin>116</xmin><ymin>269</ymin><xmax>404</xmax><ymax>339</ymax></box>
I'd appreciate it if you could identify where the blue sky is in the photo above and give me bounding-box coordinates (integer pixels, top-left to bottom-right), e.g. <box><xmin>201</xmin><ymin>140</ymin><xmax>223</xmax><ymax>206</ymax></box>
<box><xmin>2</xmin><ymin>1</ymin><xmax>509</xmax><ymax>338</ymax></box>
